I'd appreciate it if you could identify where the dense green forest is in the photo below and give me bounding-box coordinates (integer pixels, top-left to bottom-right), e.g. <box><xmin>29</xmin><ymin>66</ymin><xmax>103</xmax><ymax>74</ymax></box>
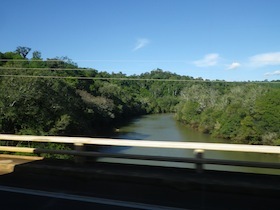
<box><xmin>175</xmin><ymin>83</ymin><xmax>280</xmax><ymax>145</ymax></box>
<box><xmin>0</xmin><ymin>47</ymin><xmax>279</xmax><ymax>146</ymax></box>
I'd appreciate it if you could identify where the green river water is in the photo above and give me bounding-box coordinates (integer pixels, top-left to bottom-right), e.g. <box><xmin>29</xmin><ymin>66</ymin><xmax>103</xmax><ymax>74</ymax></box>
<box><xmin>99</xmin><ymin>114</ymin><xmax>280</xmax><ymax>175</ymax></box>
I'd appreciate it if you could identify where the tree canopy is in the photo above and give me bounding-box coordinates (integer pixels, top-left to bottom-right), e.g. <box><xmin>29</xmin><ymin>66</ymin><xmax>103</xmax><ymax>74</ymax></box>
<box><xmin>0</xmin><ymin>47</ymin><xmax>279</xmax><ymax>146</ymax></box>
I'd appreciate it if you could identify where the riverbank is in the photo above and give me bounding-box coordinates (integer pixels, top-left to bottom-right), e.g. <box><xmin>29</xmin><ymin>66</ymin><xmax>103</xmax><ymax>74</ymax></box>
<box><xmin>99</xmin><ymin>113</ymin><xmax>280</xmax><ymax>174</ymax></box>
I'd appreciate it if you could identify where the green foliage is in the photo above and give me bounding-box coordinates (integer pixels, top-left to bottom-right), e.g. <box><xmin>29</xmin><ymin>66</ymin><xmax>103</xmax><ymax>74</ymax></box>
<box><xmin>0</xmin><ymin>47</ymin><xmax>279</xmax><ymax>147</ymax></box>
<box><xmin>15</xmin><ymin>46</ymin><xmax>31</xmax><ymax>58</ymax></box>
<box><xmin>0</xmin><ymin>51</ymin><xmax>189</xmax><ymax>140</ymax></box>
<box><xmin>254</xmin><ymin>90</ymin><xmax>280</xmax><ymax>145</ymax></box>
<box><xmin>175</xmin><ymin>83</ymin><xmax>280</xmax><ymax>145</ymax></box>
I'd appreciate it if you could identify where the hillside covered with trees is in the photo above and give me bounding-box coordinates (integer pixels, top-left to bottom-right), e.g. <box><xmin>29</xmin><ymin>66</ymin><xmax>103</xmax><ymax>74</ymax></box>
<box><xmin>0</xmin><ymin>47</ymin><xmax>279</xmax><ymax>146</ymax></box>
<box><xmin>175</xmin><ymin>83</ymin><xmax>280</xmax><ymax>145</ymax></box>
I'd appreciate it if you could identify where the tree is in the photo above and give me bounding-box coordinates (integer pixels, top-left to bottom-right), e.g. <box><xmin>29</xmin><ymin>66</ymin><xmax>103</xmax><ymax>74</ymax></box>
<box><xmin>32</xmin><ymin>51</ymin><xmax>42</xmax><ymax>60</ymax></box>
<box><xmin>1</xmin><ymin>51</ymin><xmax>27</xmax><ymax>68</ymax></box>
<box><xmin>15</xmin><ymin>46</ymin><xmax>31</xmax><ymax>58</ymax></box>
<box><xmin>254</xmin><ymin>90</ymin><xmax>280</xmax><ymax>135</ymax></box>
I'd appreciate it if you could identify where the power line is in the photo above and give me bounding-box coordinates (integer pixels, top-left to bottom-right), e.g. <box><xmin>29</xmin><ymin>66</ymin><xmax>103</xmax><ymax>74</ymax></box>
<box><xmin>0</xmin><ymin>67</ymin><xmax>95</xmax><ymax>71</ymax></box>
<box><xmin>0</xmin><ymin>59</ymin><xmax>64</xmax><ymax>62</ymax></box>
<box><xmin>0</xmin><ymin>74</ymin><xmax>279</xmax><ymax>84</ymax></box>
<box><xmin>0</xmin><ymin>59</ymin><xmax>187</xmax><ymax>63</ymax></box>
<box><xmin>0</xmin><ymin>74</ymin><xmax>202</xmax><ymax>82</ymax></box>
<box><xmin>0</xmin><ymin>66</ymin><xmax>279</xmax><ymax>83</ymax></box>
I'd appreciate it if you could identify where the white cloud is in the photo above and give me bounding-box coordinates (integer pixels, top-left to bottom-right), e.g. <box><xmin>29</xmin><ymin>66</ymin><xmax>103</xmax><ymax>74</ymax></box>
<box><xmin>133</xmin><ymin>38</ymin><xmax>150</xmax><ymax>51</ymax></box>
<box><xmin>264</xmin><ymin>70</ymin><xmax>280</xmax><ymax>77</ymax></box>
<box><xmin>193</xmin><ymin>53</ymin><xmax>220</xmax><ymax>67</ymax></box>
<box><xmin>227</xmin><ymin>62</ymin><xmax>241</xmax><ymax>70</ymax></box>
<box><xmin>249</xmin><ymin>52</ymin><xmax>280</xmax><ymax>66</ymax></box>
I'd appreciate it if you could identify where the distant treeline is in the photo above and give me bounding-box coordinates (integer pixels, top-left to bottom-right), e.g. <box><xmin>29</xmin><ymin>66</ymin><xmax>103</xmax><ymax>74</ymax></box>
<box><xmin>0</xmin><ymin>47</ymin><xmax>279</xmax><ymax>146</ymax></box>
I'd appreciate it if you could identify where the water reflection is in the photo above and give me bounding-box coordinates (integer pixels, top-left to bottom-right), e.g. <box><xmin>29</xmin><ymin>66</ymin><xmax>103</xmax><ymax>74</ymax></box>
<box><xmin>98</xmin><ymin>114</ymin><xmax>280</xmax><ymax>175</ymax></box>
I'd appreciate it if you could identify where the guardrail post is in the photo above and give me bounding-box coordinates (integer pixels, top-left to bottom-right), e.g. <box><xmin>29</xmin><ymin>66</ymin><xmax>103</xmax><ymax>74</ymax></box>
<box><xmin>74</xmin><ymin>143</ymin><xmax>85</xmax><ymax>164</ymax></box>
<box><xmin>194</xmin><ymin>149</ymin><xmax>204</xmax><ymax>173</ymax></box>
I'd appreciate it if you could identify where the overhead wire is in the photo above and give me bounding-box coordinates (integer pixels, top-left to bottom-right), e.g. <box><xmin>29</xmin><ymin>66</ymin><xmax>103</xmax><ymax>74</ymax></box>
<box><xmin>0</xmin><ymin>74</ymin><xmax>279</xmax><ymax>84</ymax></box>
<box><xmin>0</xmin><ymin>67</ymin><xmax>94</xmax><ymax>71</ymax></box>
<box><xmin>0</xmin><ymin>59</ymin><xmax>188</xmax><ymax>63</ymax></box>
<box><xmin>0</xmin><ymin>66</ymin><xmax>218</xmax><ymax>83</ymax></box>
<box><xmin>0</xmin><ymin>74</ymin><xmax>211</xmax><ymax>82</ymax></box>
<box><xmin>0</xmin><ymin>61</ymin><xmax>279</xmax><ymax>84</ymax></box>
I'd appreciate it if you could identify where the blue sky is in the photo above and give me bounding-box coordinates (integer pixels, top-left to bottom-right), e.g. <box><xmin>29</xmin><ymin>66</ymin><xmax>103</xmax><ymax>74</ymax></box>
<box><xmin>1</xmin><ymin>0</ymin><xmax>280</xmax><ymax>81</ymax></box>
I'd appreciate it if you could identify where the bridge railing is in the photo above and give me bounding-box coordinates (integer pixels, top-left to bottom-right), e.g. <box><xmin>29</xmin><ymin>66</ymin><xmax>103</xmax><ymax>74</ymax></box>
<box><xmin>0</xmin><ymin>134</ymin><xmax>280</xmax><ymax>173</ymax></box>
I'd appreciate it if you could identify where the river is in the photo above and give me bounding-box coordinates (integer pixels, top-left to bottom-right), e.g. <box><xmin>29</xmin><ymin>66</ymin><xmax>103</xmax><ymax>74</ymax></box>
<box><xmin>98</xmin><ymin>114</ymin><xmax>280</xmax><ymax>175</ymax></box>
